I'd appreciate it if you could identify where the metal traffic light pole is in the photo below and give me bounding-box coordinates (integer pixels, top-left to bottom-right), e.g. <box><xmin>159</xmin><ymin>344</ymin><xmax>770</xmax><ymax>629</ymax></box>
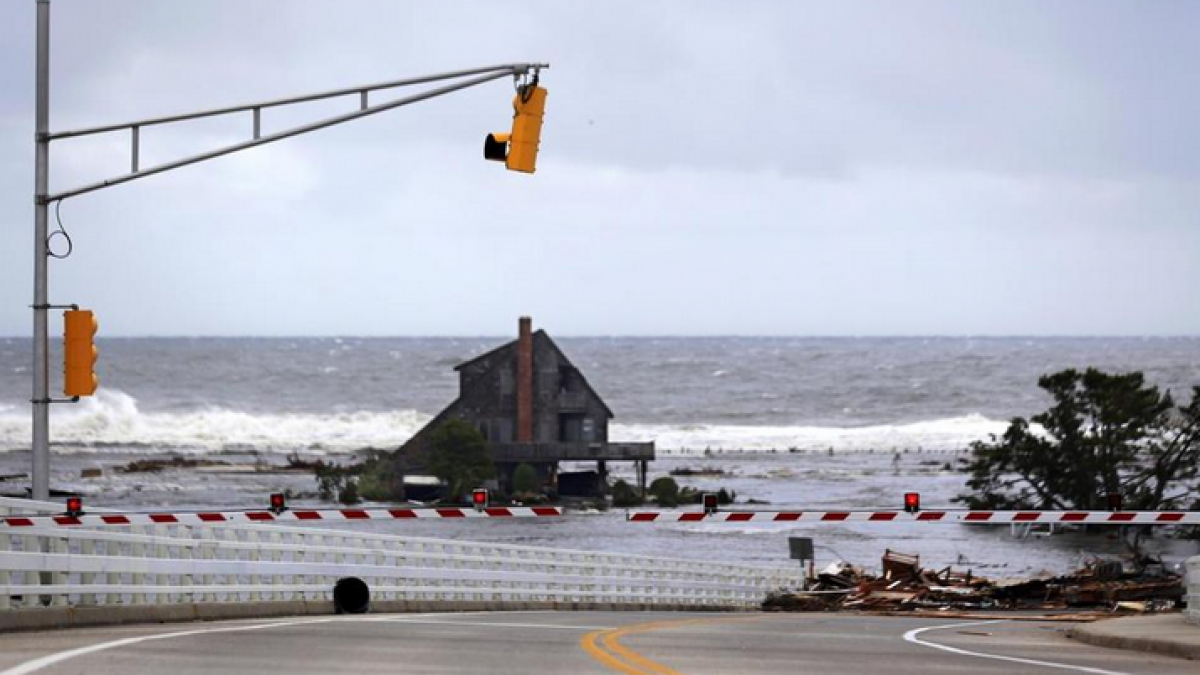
<box><xmin>31</xmin><ymin>0</ymin><xmax>51</xmax><ymax>501</ymax></box>
<box><xmin>28</xmin><ymin>0</ymin><xmax>546</xmax><ymax>500</ymax></box>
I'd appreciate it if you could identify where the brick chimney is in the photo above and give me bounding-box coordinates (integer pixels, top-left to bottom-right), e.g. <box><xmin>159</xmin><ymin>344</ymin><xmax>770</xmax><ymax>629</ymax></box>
<box><xmin>517</xmin><ymin>316</ymin><xmax>534</xmax><ymax>442</ymax></box>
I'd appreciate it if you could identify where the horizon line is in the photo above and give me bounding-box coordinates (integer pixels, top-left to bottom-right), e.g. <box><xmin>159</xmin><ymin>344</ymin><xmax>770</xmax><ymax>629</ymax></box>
<box><xmin>2</xmin><ymin>333</ymin><xmax>1199</xmax><ymax>340</ymax></box>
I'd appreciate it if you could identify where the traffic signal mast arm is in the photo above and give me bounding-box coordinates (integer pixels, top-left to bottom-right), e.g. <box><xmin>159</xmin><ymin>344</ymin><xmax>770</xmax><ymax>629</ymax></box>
<box><xmin>42</xmin><ymin>63</ymin><xmax>548</xmax><ymax>203</ymax></box>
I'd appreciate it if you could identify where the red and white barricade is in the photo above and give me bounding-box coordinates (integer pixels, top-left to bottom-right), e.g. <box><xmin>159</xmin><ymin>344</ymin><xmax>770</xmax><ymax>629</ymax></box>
<box><xmin>626</xmin><ymin>509</ymin><xmax>1200</xmax><ymax>524</ymax></box>
<box><xmin>1</xmin><ymin>505</ymin><xmax>562</xmax><ymax>529</ymax></box>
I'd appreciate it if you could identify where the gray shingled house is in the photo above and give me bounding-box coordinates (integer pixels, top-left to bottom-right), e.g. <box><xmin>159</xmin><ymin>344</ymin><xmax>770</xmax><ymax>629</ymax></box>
<box><xmin>395</xmin><ymin>317</ymin><xmax>654</xmax><ymax>498</ymax></box>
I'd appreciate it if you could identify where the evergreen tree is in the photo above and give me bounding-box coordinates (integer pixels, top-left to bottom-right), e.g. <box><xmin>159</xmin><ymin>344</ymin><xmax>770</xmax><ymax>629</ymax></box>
<box><xmin>428</xmin><ymin>419</ymin><xmax>495</xmax><ymax>502</ymax></box>
<box><xmin>959</xmin><ymin>369</ymin><xmax>1200</xmax><ymax>512</ymax></box>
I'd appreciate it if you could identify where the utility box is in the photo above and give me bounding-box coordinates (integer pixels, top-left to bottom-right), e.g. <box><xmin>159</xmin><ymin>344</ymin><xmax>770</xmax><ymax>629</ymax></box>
<box><xmin>788</xmin><ymin>537</ymin><xmax>814</xmax><ymax>561</ymax></box>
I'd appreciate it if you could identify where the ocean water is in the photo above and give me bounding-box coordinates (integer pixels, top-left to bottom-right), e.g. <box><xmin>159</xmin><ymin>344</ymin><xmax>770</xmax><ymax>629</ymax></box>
<box><xmin>1</xmin><ymin>336</ymin><xmax>1198</xmax><ymax>574</ymax></box>
<box><xmin>2</xmin><ymin>336</ymin><xmax>1198</xmax><ymax>455</ymax></box>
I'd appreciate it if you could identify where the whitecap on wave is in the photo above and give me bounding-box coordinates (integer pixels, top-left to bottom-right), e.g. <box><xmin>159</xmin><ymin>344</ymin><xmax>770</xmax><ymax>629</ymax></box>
<box><xmin>0</xmin><ymin>390</ymin><xmax>1012</xmax><ymax>456</ymax></box>
<box><xmin>0</xmin><ymin>389</ymin><xmax>431</xmax><ymax>455</ymax></box>
<box><xmin>611</xmin><ymin>414</ymin><xmax>1011</xmax><ymax>454</ymax></box>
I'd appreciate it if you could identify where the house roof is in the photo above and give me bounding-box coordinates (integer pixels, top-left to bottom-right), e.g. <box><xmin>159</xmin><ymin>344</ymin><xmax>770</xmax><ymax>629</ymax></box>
<box><xmin>454</xmin><ymin>330</ymin><xmax>614</xmax><ymax>418</ymax></box>
<box><xmin>453</xmin><ymin>330</ymin><xmax>544</xmax><ymax>372</ymax></box>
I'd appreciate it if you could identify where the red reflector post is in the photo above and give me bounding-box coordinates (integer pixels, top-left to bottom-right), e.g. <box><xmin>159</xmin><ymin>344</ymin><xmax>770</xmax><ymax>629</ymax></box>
<box><xmin>904</xmin><ymin>492</ymin><xmax>920</xmax><ymax>514</ymax></box>
<box><xmin>472</xmin><ymin>488</ymin><xmax>489</xmax><ymax>512</ymax></box>
<box><xmin>65</xmin><ymin>496</ymin><xmax>83</xmax><ymax>517</ymax></box>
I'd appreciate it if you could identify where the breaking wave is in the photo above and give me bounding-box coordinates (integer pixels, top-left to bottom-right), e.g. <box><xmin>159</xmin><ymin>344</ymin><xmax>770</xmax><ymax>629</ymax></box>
<box><xmin>0</xmin><ymin>390</ymin><xmax>1008</xmax><ymax>455</ymax></box>
<box><xmin>0</xmin><ymin>390</ymin><xmax>431</xmax><ymax>455</ymax></box>
<box><xmin>611</xmin><ymin>414</ymin><xmax>1008</xmax><ymax>455</ymax></box>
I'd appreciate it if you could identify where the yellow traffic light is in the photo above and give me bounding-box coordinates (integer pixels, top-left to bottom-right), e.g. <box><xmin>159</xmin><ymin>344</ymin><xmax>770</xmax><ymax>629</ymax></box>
<box><xmin>485</xmin><ymin>85</ymin><xmax>547</xmax><ymax>174</ymax></box>
<box><xmin>63</xmin><ymin>309</ymin><xmax>98</xmax><ymax>397</ymax></box>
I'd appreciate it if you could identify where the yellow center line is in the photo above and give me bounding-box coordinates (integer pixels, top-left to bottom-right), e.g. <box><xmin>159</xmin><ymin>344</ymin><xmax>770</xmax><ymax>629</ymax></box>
<box><xmin>579</xmin><ymin>616</ymin><xmax>764</xmax><ymax>675</ymax></box>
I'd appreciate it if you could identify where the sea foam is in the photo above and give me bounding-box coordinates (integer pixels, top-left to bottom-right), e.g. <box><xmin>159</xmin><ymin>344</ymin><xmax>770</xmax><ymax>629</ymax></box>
<box><xmin>0</xmin><ymin>389</ymin><xmax>1010</xmax><ymax>455</ymax></box>
<box><xmin>0</xmin><ymin>390</ymin><xmax>430</xmax><ymax>454</ymax></box>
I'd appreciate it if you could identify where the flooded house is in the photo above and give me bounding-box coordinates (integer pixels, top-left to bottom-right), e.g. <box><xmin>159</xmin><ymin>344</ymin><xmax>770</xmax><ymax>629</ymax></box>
<box><xmin>395</xmin><ymin>317</ymin><xmax>654</xmax><ymax>498</ymax></box>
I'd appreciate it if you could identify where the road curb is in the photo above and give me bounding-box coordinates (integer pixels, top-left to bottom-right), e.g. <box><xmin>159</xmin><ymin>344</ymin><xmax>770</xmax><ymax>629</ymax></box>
<box><xmin>0</xmin><ymin>600</ymin><xmax>744</xmax><ymax>634</ymax></box>
<box><xmin>1067</xmin><ymin>614</ymin><xmax>1200</xmax><ymax>661</ymax></box>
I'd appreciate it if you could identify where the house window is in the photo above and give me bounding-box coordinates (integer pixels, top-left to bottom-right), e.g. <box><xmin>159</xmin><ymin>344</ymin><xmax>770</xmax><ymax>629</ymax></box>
<box><xmin>477</xmin><ymin>420</ymin><xmax>490</xmax><ymax>441</ymax></box>
<box><xmin>499</xmin><ymin>368</ymin><xmax>513</xmax><ymax>395</ymax></box>
<box><xmin>494</xmin><ymin>418</ymin><xmax>513</xmax><ymax>442</ymax></box>
<box><xmin>582</xmin><ymin>418</ymin><xmax>595</xmax><ymax>442</ymax></box>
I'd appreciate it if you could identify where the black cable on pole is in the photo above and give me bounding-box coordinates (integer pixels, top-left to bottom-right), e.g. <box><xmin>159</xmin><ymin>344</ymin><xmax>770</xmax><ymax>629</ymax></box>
<box><xmin>47</xmin><ymin>199</ymin><xmax>73</xmax><ymax>259</ymax></box>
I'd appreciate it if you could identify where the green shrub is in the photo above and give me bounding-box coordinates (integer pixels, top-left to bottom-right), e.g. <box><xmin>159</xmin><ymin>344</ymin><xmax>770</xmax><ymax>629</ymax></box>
<box><xmin>512</xmin><ymin>463</ymin><xmax>540</xmax><ymax>495</ymax></box>
<box><xmin>429</xmin><ymin>419</ymin><xmax>495</xmax><ymax>501</ymax></box>
<box><xmin>611</xmin><ymin>479</ymin><xmax>642</xmax><ymax>507</ymax></box>
<box><xmin>338</xmin><ymin>478</ymin><xmax>361</xmax><ymax>505</ymax></box>
<box><xmin>649</xmin><ymin>477</ymin><xmax>680</xmax><ymax>507</ymax></box>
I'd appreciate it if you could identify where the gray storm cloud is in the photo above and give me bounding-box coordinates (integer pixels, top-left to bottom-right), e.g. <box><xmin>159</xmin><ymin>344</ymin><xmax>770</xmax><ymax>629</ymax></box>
<box><xmin>0</xmin><ymin>0</ymin><xmax>1197</xmax><ymax>336</ymax></box>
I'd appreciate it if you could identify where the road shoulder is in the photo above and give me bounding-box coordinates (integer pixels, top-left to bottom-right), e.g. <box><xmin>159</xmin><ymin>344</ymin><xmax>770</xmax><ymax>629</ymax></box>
<box><xmin>1067</xmin><ymin>613</ymin><xmax>1200</xmax><ymax>661</ymax></box>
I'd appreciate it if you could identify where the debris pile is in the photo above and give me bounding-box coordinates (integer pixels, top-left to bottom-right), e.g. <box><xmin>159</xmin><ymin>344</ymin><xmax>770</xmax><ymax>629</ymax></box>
<box><xmin>763</xmin><ymin>549</ymin><xmax>1184</xmax><ymax>615</ymax></box>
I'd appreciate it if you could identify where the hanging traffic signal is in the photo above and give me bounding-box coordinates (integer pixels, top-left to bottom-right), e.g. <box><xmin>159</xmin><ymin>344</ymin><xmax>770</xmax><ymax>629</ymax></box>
<box><xmin>904</xmin><ymin>492</ymin><xmax>921</xmax><ymax>514</ymax></box>
<box><xmin>484</xmin><ymin>85</ymin><xmax>547</xmax><ymax>174</ymax></box>
<box><xmin>472</xmin><ymin>488</ymin><xmax>489</xmax><ymax>512</ymax></box>
<box><xmin>702</xmin><ymin>493</ymin><xmax>719</xmax><ymax>515</ymax></box>
<box><xmin>63</xmin><ymin>309</ymin><xmax>99</xmax><ymax>397</ymax></box>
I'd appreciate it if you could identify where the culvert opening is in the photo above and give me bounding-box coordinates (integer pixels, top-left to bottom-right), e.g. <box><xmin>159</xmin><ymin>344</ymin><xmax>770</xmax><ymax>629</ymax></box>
<box><xmin>333</xmin><ymin>577</ymin><xmax>370</xmax><ymax>614</ymax></box>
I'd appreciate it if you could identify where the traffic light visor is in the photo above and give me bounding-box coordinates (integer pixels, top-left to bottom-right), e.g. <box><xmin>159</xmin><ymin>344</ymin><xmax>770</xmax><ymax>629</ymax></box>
<box><xmin>484</xmin><ymin>133</ymin><xmax>510</xmax><ymax>161</ymax></box>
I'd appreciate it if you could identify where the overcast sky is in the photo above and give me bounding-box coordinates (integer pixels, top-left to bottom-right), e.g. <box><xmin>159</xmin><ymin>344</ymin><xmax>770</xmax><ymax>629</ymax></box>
<box><xmin>1</xmin><ymin>1</ymin><xmax>1197</xmax><ymax>337</ymax></box>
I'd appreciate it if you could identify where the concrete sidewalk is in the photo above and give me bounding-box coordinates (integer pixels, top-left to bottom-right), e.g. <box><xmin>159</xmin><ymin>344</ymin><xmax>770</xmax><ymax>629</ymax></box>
<box><xmin>1068</xmin><ymin>613</ymin><xmax>1200</xmax><ymax>661</ymax></box>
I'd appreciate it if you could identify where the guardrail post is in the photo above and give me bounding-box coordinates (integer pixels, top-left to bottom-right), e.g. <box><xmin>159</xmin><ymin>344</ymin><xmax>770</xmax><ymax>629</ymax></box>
<box><xmin>130</xmin><ymin>532</ymin><xmax>146</xmax><ymax>605</ymax></box>
<box><xmin>269</xmin><ymin>531</ymin><xmax>282</xmax><ymax>601</ymax></box>
<box><xmin>307</xmin><ymin>533</ymin><xmax>321</xmax><ymax>602</ymax></box>
<box><xmin>1186</xmin><ymin>556</ymin><xmax>1200</xmax><ymax>626</ymax></box>
<box><xmin>22</xmin><ymin>534</ymin><xmax>41</xmax><ymax>608</ymax></box>
<box><xmin>247</xmin><ymin>529</ymin><xmax>262</xmax><ymax>602</ymax></box>
<box><xmin>79</xmin><ymin>537</ymin><xmax>96</xmax><ymax>606</ymax></box>
<box><xmin>0</xmin><ymin>532</ymin><xmax>10</xmax><ymax>610</ymax></box>
<box><xmin>153</xmin><ymin>524</ymin><xmax>168</xmax><ymax>605</ymax></box>
<box><xmin>48</xmin><ymin>537</ymin><xmax>66</xmax><ymax>607</ymax></box>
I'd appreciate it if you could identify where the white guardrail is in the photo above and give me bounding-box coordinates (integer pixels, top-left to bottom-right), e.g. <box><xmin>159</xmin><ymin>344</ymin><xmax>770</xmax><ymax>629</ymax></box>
<box><xmin>0</xmin><ymin>498</ymin><xmax>802</xmax><ymax>612</ymax></box>
<box><xmin>1187</xmin><ymin>556</ymin><xmax>1200</xmax><ymax>626</ymax></box>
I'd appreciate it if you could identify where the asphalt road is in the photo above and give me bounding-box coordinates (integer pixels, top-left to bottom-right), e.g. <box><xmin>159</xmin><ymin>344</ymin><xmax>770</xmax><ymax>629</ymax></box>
<box><xmin>0</xmin><ymin>611</ymin><xmax>1192</xmax><ymax>675</ymax></box>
